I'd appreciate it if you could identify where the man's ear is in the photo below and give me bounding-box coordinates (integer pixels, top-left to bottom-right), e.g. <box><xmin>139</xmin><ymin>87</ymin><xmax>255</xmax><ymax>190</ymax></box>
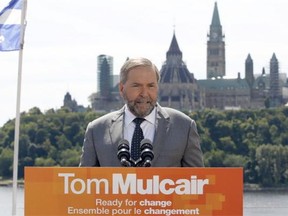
<box><xmin>119</xmin><ymin>82</ymin><xmax>124</xmax><ymax>97</ymax></box>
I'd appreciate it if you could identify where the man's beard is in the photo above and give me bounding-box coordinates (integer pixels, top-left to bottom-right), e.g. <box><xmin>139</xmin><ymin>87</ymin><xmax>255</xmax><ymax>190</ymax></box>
<box><xmin>125</xmin><ymin>97</ymin><xmax>156</xmax><ymax>117</ymax></box>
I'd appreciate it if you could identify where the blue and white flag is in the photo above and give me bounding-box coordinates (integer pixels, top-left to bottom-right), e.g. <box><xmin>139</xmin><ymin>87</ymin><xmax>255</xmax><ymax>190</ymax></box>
<box><xmin>0</xmin><ymin>0</ymin><xmax>23</xmax><ymax>51</ymax></box>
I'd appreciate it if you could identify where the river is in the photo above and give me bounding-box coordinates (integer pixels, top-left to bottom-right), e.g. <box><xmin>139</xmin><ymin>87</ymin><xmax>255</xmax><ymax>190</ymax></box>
<box><xmin>0</xmin><ymin>187</ymin><xmax>287</xmax><ymax>215</ymax></box>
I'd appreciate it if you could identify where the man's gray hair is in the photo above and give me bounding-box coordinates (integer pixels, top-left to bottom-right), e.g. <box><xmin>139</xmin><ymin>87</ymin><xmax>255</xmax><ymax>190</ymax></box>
<box><xmin>120</xmin><ymin>57</ymin><xmax>160</xmax><ymax>84</ymax></box>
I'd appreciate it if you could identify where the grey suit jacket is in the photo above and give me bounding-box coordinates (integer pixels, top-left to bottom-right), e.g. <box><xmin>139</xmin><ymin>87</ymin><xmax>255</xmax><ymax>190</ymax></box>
<box><xmin>79</xmin><ymin>104</ymin><xmax>204</xmax><ymax>167</ymax></box>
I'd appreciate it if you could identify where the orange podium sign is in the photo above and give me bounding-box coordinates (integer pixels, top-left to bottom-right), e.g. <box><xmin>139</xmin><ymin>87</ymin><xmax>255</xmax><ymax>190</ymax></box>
<box><xmin>25</xmin><ymin>167</ymin><xmax>243</xmax><ymax>216</ymax></box>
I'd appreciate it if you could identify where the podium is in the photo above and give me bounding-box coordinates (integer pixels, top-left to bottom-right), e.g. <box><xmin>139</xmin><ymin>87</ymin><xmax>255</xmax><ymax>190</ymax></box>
<box><xmin>25</xmin><ymin>167</ymin><xmax>243</xmax><ymax>215</ymax></box>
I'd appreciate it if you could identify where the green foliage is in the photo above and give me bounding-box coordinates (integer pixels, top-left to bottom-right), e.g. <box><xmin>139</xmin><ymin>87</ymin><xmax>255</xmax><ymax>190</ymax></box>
<box><xmin>0</xmin><ymin>148</ymin><xmax>13</xmax><ymax>177</ymax></box>
<box><xmin>255</xmin><ymin>144</ymin><xmax>288</xmax><ymax>187</ymax></box>
<box><xmin>193</xmin><ymin>107</ymin><xmax>288</xmax><ymax>186</ymax></box>
<box><xmin>0</xmin><ymin>107</ymin><xmax>96</xmax><ymax>179</ymax></box>
<box><xmin>1</xmin><ymin>106</ymin><xmax>288</xmax><ymax>187</ymax></box>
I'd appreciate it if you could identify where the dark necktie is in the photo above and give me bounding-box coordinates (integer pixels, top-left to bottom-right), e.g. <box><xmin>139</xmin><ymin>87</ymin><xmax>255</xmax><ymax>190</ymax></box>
<box><xmin>131</xmin><ymin>118</ymin><xmax>145</xmax><ymax>161</ymax></box>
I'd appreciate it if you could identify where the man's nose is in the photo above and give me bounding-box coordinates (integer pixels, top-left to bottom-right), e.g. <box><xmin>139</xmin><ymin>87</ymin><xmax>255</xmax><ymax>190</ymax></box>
<box><xmin>140</xmin><ymin>86</ymin><xmax>149</xmax><ymax>96</ymax></box>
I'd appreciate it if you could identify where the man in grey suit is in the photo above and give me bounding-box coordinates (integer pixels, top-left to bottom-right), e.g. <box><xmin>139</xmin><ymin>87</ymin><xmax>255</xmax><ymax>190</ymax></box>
<box><xmin>80</xmin><ymin>57</ymin><xmax>204</xmax><ymax>167</ymax></box>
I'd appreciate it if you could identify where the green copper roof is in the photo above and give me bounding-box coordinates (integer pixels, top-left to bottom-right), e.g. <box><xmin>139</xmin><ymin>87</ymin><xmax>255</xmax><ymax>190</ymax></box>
<box><xmin>198</xmin><ymin>78</ymin><xmax>249</xmax><ymax>90</ymax></box>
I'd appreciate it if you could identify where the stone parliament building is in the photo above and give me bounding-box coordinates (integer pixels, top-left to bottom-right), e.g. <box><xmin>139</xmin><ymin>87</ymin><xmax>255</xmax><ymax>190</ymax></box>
<box><xmin>86</xmin><ymin>2</ymin><xmax>288</xmax><ymax>113</ymax></box>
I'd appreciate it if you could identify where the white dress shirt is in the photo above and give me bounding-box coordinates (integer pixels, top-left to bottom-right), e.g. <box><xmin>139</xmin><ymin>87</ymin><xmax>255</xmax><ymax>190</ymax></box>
<box><xmin>123</xmin><ymin>105</ymin><xmax>156</xmax><ymax>147</ymax></box>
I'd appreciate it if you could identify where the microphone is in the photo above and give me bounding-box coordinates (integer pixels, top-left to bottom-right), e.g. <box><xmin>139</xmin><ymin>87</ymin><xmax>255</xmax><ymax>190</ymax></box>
<box><xmin>139</xmin><ymin>139</ymin><xmax>154</xmax><ymax>167</ymax></box>
<box><xmin>117</xmin><ymin>139</ymin><xmax>131</xmax><ymax>167</ymax></box>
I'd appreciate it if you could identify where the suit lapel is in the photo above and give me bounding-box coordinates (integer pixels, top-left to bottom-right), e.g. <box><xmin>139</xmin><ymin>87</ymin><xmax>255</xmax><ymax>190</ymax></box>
<box><xmin>109</xmin><ymin>107</ymin><xmax>125</xmax><ymax>156</ymax></box>
<box><xmin>153</xmin><ymin>105</ymin><xmax>170</xmax><ymax>161</ymax></box>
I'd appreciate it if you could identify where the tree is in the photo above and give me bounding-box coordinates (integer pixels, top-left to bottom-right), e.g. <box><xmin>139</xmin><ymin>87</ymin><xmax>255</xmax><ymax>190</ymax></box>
<box><xmin>204</xmin><ymin>150</ymin><xmax>225</xmax><ymax>167</ymax></box>
<box><xmin>60</xmin><ymin>148</ymin><xmax>81</xmax><ymax>166</ymax></box>
<box><xmin>0</xmin><ymin>148</ymin><xmax>13</xmax><ymax>177</ymax></box>
<box><xmin>219</xmin><ymin>136</ymin><xmax>236</xmax><ymax>153</ymax></box>
<box><xmin>255</xmin><ymin>144</ymin><xmax>288</xmax><ymax>186</ymax></box>
<box><xmin>34</xmin><ymin>157</ymin><xmax>57</xmax><ymax>166</ymax></box>
<box><xmin>223</xmin><ymin>154</ymin><xmax>247</xmax><ymax>167</ymax></box>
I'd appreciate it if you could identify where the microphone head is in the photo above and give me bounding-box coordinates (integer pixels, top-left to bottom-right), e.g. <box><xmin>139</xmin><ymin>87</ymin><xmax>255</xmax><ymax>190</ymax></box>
<box><xmin>117</xmin><ymin>139</ymin><xmax>130</xmax><ymax>165</ymax></box>
<box><xmin>118</xmin><ymin>139</ymin><xmax>130</xmax><ymax>150</ymax></box>
<box><xmin>140</xmin><ymin>139</ymin><xmax>153</xmax><ymax>151</ymax></box>
<box><xmin>141</xmin><ymin>149</ymin><xmax>154</xmax><ymax>161</ymax></box>
<box><xmin>139</xmin><ymin>139</ymin><xmax>154</xmax><ymax>167</ymax></box>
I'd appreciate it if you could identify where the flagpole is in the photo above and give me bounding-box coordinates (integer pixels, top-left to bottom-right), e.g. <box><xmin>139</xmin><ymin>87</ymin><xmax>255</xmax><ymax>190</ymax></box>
<box><xmin>12</xmin><ymin>0</ymin><xmax>27</xmax><ymax>215</ymax></box>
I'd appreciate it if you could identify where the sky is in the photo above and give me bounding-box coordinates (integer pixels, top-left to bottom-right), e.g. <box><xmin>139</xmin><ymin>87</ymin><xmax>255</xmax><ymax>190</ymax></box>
<box><xmin>0</xmin><ymin>0</ymin><xmax>288</xmax><ymax>126</ymax></box>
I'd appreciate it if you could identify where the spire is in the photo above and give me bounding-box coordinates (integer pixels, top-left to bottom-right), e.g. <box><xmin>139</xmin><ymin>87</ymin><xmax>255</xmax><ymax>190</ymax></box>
<box><xmin>271</xmin><ymin>53</ymin><xmax>278</xmax><ymax>62</ymax></box>
<box><xmin>246</xmin><ymin>53</ymin><xmax>252</xmax><ymax>62</ymax></box>
<box><xmin>160</xmin><ymin>31</ymin><xmax>193</xmax><ymax>84</ymax></box>
<box><xmin>211</xmin><ymin>2</ymin><xmax>221</xmax><ymax>26</ymax></box>
<box><xmin>269</xmin><ymin>52</ymin><xmax>280</xmax><ymax>107</ymax></box>
<box><xmin>270</xmin><ymin>53</ymin><xmax>279</xmax><ymax>74</ymax></box>
<box><xmin>245</xmin><ymin>53</ymin><xmax>254</xmax><ymax>87</ymax></box>
<box><xmin>166</xmin><ymin>31</ymin><xmax>182</xmax><ymax>58</ymax></box>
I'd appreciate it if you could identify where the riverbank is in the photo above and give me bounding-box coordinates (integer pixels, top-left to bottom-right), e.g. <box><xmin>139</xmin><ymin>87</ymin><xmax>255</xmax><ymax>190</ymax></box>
<box><xmin>244</xmin><ymin>183</ymin><xmax>288</xmax><ymax>192</ymax></box>
<box><xmin>0</xmin><ymin>179</ymin><xmax>24</xmax><ymax>187</ymax></box>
